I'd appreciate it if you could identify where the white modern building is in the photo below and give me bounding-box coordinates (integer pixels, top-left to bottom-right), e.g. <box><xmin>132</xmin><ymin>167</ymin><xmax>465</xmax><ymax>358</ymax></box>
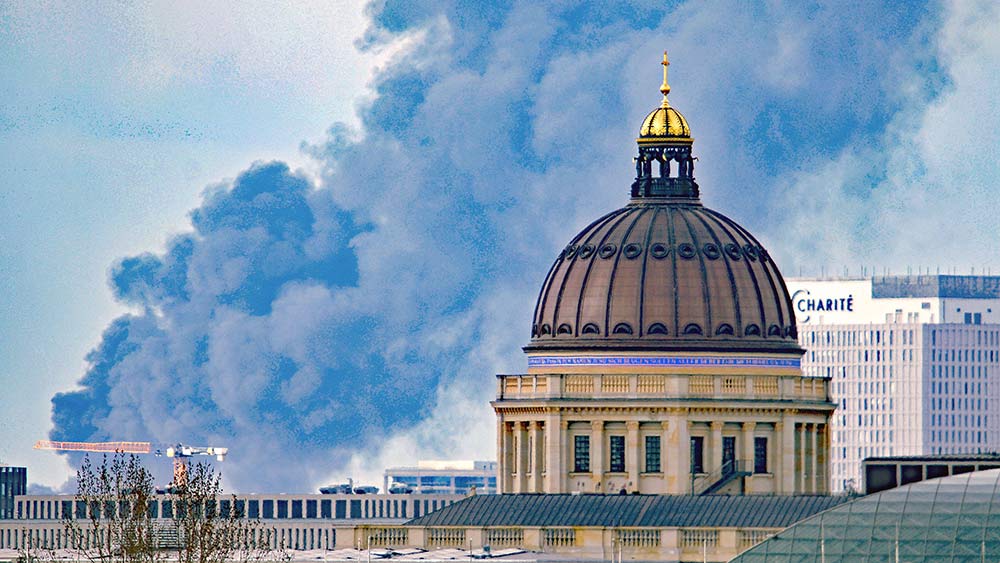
<box><xmin>787</xmin><ymin>275</ymin><xmax>1000</xmax><ymax>492</ymax></box>
<box><xmin>383</xmin><ymin>460</ymin><xmax>497</xmax><ymax>495</ymax></box>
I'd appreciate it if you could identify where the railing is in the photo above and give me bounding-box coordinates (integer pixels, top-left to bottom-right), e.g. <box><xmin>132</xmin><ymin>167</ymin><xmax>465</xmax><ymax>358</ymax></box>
<box><xmin>543</xmin><ymin>528</ymin><xmax>576</xmax><ymax>547</ymax></box>
<box><xmin>693</xmin><ymin>459</ymin><xmax>752</xmax><ymax>495</ymax></box>
<box><xmin>739</xmin><ymin>529</ymin><xmax>776</xmax><ymax>550</ymax></box>
<box><xmin>366</xmin><ymin>527</ymin><xmax>408</xmax><ymax>547</ymax></box>
<box><xmin>485</xmin><ymin>527</ymin><xmax>523</xmax><ymax>548</ymax></box>
<box><xmin>497</xmin><ymin>373</ymin><xmax>829</xmax><ymax>402</ymax></box>
<box><xmin>426</xmin><ymin>527</ymin><xmax>465</xmax><ymax>548</ymax></box>
<box><xmin>615</xmin><ymin>528</ymin><xmax>661</xmax><ymax>548</ymax></box>
<box><xmin>679</xmin><ymin>529</ymin><xmax>718</xmax><ymax>549</ymax></box>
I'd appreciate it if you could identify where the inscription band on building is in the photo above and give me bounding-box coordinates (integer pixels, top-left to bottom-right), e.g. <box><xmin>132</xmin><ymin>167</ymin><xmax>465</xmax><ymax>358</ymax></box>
<box><xmin>527</xmin><ymin>356</ymin><xmax>800</xmax><ymax>368</ymax></box>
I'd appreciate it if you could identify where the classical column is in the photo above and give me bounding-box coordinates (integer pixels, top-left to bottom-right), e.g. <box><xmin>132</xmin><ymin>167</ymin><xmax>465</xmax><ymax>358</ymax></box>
<box><xmin>626</xmin><ymin>421</ymin><xmax>640</xmax><ymax>491</ymax></box>
<box><xmin>654</xmin><ymin>420</ymin><xmax>668</xmax><ymax>493</ymax></box>
<box><xmin>798</xmin><ymin>423</ymin><xmax>807</xmax><ymax>494</ymax></box>
<box><xmin>710</xmin><ymin>421</ymin><xmax>724</xmax><ymax>473</ymax></box>
<box><xmin>742</xmin><ymin>421</ymin><xmax>756</xmax><ymax>493</ymax></box>
<box><xmin>516</xmin><ymin>422</ymin><xmax>529</xmax><ymax>493</ymax></box>
<box><xmin>680</xmin><ymin>419</ymin><xmax>693</xmax><ymax>493</ymax></box>
<box><xmin>778</xmin><ymin>418</ymin><xmax>796</xmax><ymax>494</ymax></box>
<box><xmin>561</xmin><ymin>421</ymin><xmax>571</xmax><ymax>488</ymax></box>
<box><xmin>817</xmin><ymin>424</ymin><xmax>827</xmax><ymax>493</ymax></box>
<box><xmin>543</xmin><ymin>412</ymin><xmax>563</xmax><ymax>492</ymax></box>
<box><xmin>591</xmin><ymin>420</ymin><xmax>605</xmax><ymax>492</ymax></box>
<box><xmin>501</xmin><ymin>420</ymin><xmax>513</xmax><ymax>493</ymax></box>
<box><xmin>810</xmin><ymin>423</ymin><xmax>819</xmax><ymax>494</ymax></box>
<box><xmin>530</xmin><ymin>421</ymin><xmax>544</xmax><ymax>493</ymax></box>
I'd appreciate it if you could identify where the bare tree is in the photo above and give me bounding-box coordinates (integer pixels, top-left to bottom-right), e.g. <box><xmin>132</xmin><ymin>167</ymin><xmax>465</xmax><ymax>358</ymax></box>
<box><xmin>52</xmin><ymin>454</ymin><xmax>285</xmax><ymax>563</ymax></box>
<box><xmin>169</xmin><ymin>462</ymin><xmax>285</xmax><ymax>563</ymax></box>
<box><xmin>61</xmin><ymin>453</ymin><xmax>162</xmax><ymax>563</ymax></box>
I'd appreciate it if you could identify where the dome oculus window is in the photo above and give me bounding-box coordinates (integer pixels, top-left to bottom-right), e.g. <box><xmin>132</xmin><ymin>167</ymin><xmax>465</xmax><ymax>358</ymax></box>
<box><xmin>540</xmin><ymin>324</ymin><xmax>552</xmax><ymax>335</ymax></box>
<box><xmin>557</xmin><ymin>323</ymin><xmax>573</xmax><ymax>335</ymax></box>
<box><xmin>582</xmin><ymin>323</ymin><xmax>600</xmax><ymax>335</ymax></box>
<box><xmin>683</xmin><ymin>323</ymin><xmax>703</xmax><ymax>335</ymax></box>
<box><xmin>725</xmin><ymin>243</ymin><xmax>742</xmax><ymax>260</ymax></box>
<box><xmin>578</xmin><ymin>244</ymin><xmax>595</xmax><ymax>259</ymax></box>
<box><xmin>767</xmin><ymin>324</ymin><xmax>781</xmax><ymax>337</ymax></box>
<box><xmin>678</xmin><ymin>243</ymin><xmax>696</xmax><ymax>259</ymax></box>
<box><xmin>650</xmin><ymin>243</ymin><xmax>670</xmax><ymax>259</ymax></box>
<box><xmin>743</xmin><ymin>245</ymin><xmax>758</xmax><ymax>261</ymax></box>
<box><xmin>703</xmin><ymin>243</ymin><xmax>721</xmax><ymax>260</ymax></box>
<box><xmin>744</xmin><ymin>324</ymin><xmax>761</xmax><ymax>336</ymax></box>
<box><xmin>599</xmin><ymin>244</ymin><xmax>617</xmax><ymax>259</ymax></box>
<box><xmin>623</xmin><ymin>243</ymin><xmax>642</xmax><ymax>259</ymax></box>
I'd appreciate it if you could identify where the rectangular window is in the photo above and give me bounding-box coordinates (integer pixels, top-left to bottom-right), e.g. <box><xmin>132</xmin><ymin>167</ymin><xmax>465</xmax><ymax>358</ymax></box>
<box><xmin>248</xmin><ymin>500</ymin><xmax>260</xmax><ymax>519</ymax></box>
<box><xmin>321</xmin><ymin>499</ymin><xmax>332</xmax><ymax>519</ymax></box>
<box><xmin>644</xmin><ymin>436</ymin><xmax>661</xmax><ymax>473</ymax></box>
<box><xmin>263</xmin><ymin>499</ymin><xmax>274</xmax><ymax>519</ymax></box>
<box><xmin>754</xmin><ymin>437</ymin><xmax>768</xmax><ymax>474</ymax></box>
<box><xmin>609</xmin><ymin>435</ymin><xmax>625</xmax><ymax>473</ymax></box>
<box><xmin>277</xmin><ymin>500</ymin><xmax>288</xmax><ymax>519</ymax></box>
<box><xmin>291</xmin><ymin>500</ymin><xmax>303</xmax><ymax>518</ymax></box>
<box><xmin>306</xmin><ymin>499</ymin><xmax>317</xmax><ymax>518</ymax></box>
<box><xmin>574</xmin><ymin>435</ymin><xmax>590</xmax><ymax>473</ymax></box>
<box><xmin>690</xmin><ymin>436</ymin><xmax>705</xmax><ymax>474</ymax></box>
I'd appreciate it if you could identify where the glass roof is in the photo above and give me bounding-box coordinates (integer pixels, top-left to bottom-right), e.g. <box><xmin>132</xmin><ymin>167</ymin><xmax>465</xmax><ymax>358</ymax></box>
<box><xmin>731</xmin><ymin>469</ymin><xmax>1000</xmax><ymax>562</ymax></box>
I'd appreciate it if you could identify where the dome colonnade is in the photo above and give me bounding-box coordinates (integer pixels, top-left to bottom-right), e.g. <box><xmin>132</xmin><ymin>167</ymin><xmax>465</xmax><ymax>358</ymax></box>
<box><xmin>492</xmin><ymin>53</ymin><xmax>835</xmax><ymax>495</ymax></box>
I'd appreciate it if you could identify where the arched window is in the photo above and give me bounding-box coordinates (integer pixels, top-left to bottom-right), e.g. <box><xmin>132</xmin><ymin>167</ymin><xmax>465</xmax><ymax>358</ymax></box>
<box><xmin>613</xmin><ymin>323</ymin><xmax>634</xmax><ymax>335</ymax></box>
<box><xmin>647</xmin><ymin>323</ymin><xmax>668</xmax><ymax>335</ymax></box>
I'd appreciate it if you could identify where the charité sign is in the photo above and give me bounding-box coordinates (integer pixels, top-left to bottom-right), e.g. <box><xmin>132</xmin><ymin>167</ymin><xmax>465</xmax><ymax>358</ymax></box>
<box><xmin>791</xmin><ymin>289</ymin><xmax>855</xmax><ymax>323</ymax></box>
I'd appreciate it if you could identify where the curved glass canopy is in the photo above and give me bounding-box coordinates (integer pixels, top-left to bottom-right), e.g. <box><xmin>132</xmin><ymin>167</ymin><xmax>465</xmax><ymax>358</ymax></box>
<box><xmin>731</xmin><ymin>469</ymin><xmax>1000</xmax><ymax>562</ymax></box>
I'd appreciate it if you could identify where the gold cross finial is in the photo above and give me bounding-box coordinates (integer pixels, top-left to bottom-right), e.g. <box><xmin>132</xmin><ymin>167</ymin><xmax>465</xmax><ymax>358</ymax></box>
<box><xmin>660</xmin><ymin>50</ymin><xmax>671</xmax><ymax>107</ymax></box>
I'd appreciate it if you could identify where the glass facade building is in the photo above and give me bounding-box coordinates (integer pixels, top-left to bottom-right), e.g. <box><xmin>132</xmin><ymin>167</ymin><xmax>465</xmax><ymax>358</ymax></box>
<box><xmin>788</xmin><ymin>275</ymin><xmax>1000</xmax><ymax>493</ymax></box>
<box><xmin>383</xmin><ymin>460</ymin><xmax>497</xmax><ymax>494</ymax></box>
<box><xmin>731</xmin><ymin>468</ymin><xmax>1000</xmax><ymax>562</ymax></box>
<box><xmin>0</xmin><ymin>466</ymin><xmax>27</xmax><ymax>520</ymax></box>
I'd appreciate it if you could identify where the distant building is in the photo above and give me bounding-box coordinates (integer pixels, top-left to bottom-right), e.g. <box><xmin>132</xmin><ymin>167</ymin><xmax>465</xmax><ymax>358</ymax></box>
<box><xmin>862</xmin><ymin>453</ymin><xmax>1000</xmax><ymax>494</ymax></box>
<box><xmin>788</xmin><ymin>275</ymin><xmax>1000</xmax><ymax>492</ymax></box>
<box><xmin>0</xmin><ymin>492</ymin><xmax>462</xmax><ymax>551</ymax></box>
<box><xmin>0</xmin><ymin>467</ymin><xmax>26</xmax><ymax>520</ymax></box>
<box><xmin>383</xmin><ymin>460</ymin><xmax>497</xmax><ymax>494</ymax></box>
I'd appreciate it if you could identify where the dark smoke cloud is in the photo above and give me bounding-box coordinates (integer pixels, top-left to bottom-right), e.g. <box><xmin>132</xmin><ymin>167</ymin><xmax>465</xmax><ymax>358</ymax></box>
<box><xmin>51</xmin><ymin>1</ymin><xmax>941</xmax><ymax>490</ymax></box>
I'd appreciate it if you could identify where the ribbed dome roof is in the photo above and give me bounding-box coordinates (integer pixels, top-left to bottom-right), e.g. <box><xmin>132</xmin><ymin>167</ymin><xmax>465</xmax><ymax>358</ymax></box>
<box><xmin>527</xmin><ymin>52</ymin><xmax>798</xmax><ymax>354</ymax></box>
<box><xmin>528</xmin><ymin>201</ymin><xmax>799</xmax><ymax>353</ymax></box>
<box><xmin>638</xmin><ymin>106</ymin><xmax>691</xmax><ymax>141</ymax></box>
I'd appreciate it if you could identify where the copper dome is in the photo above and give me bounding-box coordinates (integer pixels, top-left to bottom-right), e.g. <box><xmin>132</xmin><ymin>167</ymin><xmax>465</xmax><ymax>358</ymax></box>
<box><xmin>527</xmin><ymin>53</ymin><xmax>799</xmax><ymax>354</ymax></box>
<box><xmin>528</xmin><ymin>201</ymin><xmax>799</xmax><ymax>353</ymax></box>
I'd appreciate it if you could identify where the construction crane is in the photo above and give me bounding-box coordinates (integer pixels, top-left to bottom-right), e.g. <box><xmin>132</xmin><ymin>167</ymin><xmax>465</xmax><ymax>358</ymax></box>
<box><xmin>34</xmin><ymin>440</ymin><xmax>228</xmax><ymax>489</ymax></box>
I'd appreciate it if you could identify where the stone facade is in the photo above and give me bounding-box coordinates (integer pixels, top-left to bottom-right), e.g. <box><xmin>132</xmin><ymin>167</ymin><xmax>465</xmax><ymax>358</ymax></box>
<box><xmin>493</xmin><ymin>355</ymin><xmax>834</xmax><ymax>495</ymax></box>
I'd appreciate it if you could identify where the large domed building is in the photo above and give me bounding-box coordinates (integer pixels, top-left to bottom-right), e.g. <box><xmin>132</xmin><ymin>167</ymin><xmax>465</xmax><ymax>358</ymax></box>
<box><xmin>493</xmin><ymin>53</ymin><xmax>835</xmax><ymax>495</ymax></box>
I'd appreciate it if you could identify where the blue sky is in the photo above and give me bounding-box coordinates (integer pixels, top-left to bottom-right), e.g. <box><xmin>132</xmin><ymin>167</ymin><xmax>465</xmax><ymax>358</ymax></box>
<box><xmin>2</xmin><ymin>1</ymin><xmax>999</xmax><ymax>491</ymax></box>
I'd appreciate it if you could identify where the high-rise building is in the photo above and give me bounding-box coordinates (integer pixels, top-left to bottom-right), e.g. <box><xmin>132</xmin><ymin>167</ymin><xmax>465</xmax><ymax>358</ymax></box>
<box><xmin>492</xmin><ymin>53</ymin><xmax>834</xmax><ymax>496</ymax></box>
<box><xmin>788</xmin><ymin>275</ymin><xmax>1000</xmax><ymax>492</ymax></box>
<box><xmin>0</xmin><ymin>466</ymin><xmax>27</xmax><ymax>519</ymax></box>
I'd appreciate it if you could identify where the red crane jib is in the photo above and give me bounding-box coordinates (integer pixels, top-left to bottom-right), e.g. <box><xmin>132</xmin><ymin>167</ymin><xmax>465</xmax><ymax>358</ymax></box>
<box><xmin>33</xmin><ymin>440</ymin><xmax>152</xmax><ymax>454</ymax></box>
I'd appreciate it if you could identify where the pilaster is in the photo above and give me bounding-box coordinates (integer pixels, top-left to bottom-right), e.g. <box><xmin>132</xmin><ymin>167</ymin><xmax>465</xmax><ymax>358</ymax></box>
<box><xmin>591</xmin><ymin>420</ymin><xmax>605</xmax><ymax>492</ymax></box>
<box><xmin>626</xmin><ymin>421</ymin><xmax>640</xmax><ymax>491</ymax></box>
